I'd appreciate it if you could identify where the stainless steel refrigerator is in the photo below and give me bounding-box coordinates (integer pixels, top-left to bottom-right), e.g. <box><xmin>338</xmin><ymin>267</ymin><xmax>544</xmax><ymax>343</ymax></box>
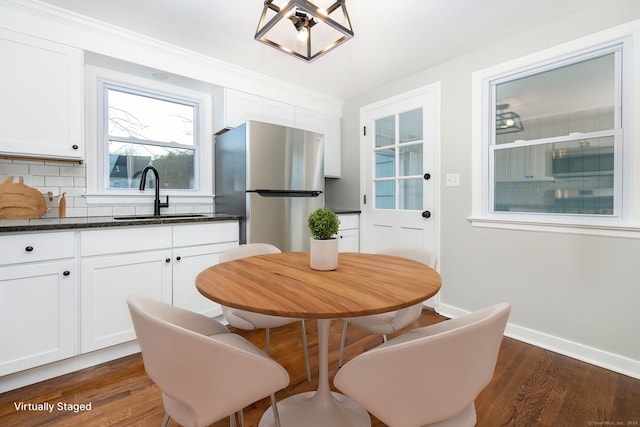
<box><xmin>214</xmin><ymin>121</ymin><xmax>324</xmax><ymax>251</ymax></box>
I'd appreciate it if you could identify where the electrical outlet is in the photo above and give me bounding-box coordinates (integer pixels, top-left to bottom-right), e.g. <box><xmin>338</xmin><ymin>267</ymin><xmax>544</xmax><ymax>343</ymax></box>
<box><xmin>445</xmin><ymin>173</ymin><xmax>460</xmax><ymax>187</ymax></box>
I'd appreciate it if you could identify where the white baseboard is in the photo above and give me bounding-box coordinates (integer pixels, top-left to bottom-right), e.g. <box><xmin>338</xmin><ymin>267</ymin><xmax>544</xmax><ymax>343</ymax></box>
<box><xmin>436</xmin><ymin>303</ymin><xmax>640</xmax><ymax>380</ymax></box>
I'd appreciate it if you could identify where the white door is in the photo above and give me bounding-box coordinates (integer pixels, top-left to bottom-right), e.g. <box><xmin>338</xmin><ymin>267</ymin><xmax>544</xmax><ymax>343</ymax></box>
<box><xmin>360</xmin><ymin>84</ymin><xmax>440</xmax><ymax>255</ymax></box>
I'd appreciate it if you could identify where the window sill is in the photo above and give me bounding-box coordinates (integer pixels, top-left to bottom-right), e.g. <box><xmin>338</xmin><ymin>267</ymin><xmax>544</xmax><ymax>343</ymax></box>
<box><xmin>468</xmin><ymin>216</ymin><xmax>640</xmax><ymax>239</ymax></box>
<box><xmin>83</xmin><ymin>193</ymin><xmax>213</xmax><ymax>205</ymax></box>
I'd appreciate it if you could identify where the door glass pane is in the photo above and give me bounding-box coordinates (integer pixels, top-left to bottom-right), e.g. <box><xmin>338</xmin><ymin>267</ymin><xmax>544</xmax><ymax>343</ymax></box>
<box><xmin>494</xmin><ymin>136</ymin><xmax>614</xmax><ymax>214</ymax></box>
<box><xmin>399</xmin><ymin>178</ymin><xmax>422</xmax><ymax>210</ymax></box>
<box><xmin>375</xmin><ymin>116</ymin><xmax>395</xmax><ymax>147</ymax></box>
<box><xmin>495</xmin><ymin>53</ymin><xmax>615</xmax><ymax>145</ymax></box>
<box><xmin>375</xmin><ymin>181</ymin><xmax>395</xmax><ymax>209</ymax></box>
<box><xmin>399</xmin><ymin>108</ymin><xmax>422</xmax><ymax>143</ymax></box>
<box><xmin>375</xmin><ymin>149</ymin><xmax>395</xmax><ymax>178</ymax></box>
<box><xmin>399</xmin><ymin>144</ymin><xmax>422</xmax><ymax>176</ymax></box>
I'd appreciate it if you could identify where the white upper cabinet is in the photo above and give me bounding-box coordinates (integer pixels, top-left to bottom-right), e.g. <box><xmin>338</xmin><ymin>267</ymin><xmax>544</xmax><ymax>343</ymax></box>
<box><xmin>0</xmin><ymin>29</ymin><xmax>83</xmax><ymax>161</ymax></box>
<box><xmin>215</xmin><ymin>88</ymin><xmax>342</xmax><ymax>177</ymax></box>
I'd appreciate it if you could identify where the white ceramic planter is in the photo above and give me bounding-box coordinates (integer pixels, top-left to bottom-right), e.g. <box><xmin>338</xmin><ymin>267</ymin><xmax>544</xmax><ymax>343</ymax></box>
<box><xmin>309</xmin><ymin>238</ymin><xmax>338</xmax><ymax>271</ymax></box>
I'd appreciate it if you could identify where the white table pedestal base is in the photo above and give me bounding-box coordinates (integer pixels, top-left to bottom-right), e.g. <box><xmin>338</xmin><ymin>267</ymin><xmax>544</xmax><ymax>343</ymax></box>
<box><xmin>259</xmin><ymin>319</ymin><xmax>371</xmax><ymax>427</ymax></box>
<box><xmin>258</xmin><ymin>391</ymin><xmax>371</xmax><ymax>427</ymax></box>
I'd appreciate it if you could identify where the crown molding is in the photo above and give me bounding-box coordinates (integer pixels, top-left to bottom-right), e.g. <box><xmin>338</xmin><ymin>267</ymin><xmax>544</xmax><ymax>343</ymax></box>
<box><xmin>0</xmin><ymin>0</ymin><xmax>343</xmax><ymax>113</ymax></box>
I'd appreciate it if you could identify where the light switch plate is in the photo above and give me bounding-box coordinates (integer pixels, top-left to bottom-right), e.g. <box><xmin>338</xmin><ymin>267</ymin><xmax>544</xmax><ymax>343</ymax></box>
<box><xmin>445</xmin><ymin>173</ymin><xmax>460</xmax><ymax>187</ymax></box>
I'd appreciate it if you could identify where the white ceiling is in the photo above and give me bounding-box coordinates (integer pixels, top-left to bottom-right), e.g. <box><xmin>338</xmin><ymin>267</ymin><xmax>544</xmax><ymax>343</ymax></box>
<box><xmin>37</xmin><ymin>0</ymin><xmax>607</xmax><ymax>100</ymax></box>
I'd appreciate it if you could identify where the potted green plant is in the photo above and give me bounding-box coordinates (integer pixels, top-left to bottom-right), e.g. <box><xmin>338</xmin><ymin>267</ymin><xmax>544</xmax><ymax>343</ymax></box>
<box><xmin>307</xmin><ymin>208</ymin><xmax>340</xmax><ymax>270</ymax></box>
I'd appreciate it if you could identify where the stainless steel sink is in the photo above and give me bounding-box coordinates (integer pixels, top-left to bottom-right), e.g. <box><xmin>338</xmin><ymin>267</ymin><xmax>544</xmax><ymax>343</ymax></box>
<box><xmin>113</xmin><ymin>214</ymin><xmax>207</xmax><ymax>221</ymax></box>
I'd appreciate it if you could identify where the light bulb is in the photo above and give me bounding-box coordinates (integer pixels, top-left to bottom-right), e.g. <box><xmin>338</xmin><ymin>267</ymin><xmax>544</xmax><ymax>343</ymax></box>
<box><xmin>297</xmin><ymin>27</ymin><xmax>309</xmax><ymax>41</ymax></box>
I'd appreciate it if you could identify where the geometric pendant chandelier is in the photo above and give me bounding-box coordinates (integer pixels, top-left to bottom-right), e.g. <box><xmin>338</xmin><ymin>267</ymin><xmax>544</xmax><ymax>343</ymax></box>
<box><xmin>255</xmin><ymin>0</ymin><xmax>354</xmax><ymax>62</ymax></box>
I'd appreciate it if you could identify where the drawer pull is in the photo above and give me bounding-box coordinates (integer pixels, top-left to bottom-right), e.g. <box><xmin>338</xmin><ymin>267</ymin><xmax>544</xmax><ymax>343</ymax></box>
<box><xmin>25</xmin><ymin>246</ymin><xmax>34</xmax><ymax>252</ymax></box>
<box><xmin>63</xmin><ymin>271</ymin><xmax>71</xmax><ymax>276</ymax></box>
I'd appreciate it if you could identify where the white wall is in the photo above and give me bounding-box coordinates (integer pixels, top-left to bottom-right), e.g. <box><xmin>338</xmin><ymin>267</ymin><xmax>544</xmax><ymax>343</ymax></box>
<box><xmin>338</xmin><ymin>0</ymin><xmax>640</xmax><ymax>378</ymax></box>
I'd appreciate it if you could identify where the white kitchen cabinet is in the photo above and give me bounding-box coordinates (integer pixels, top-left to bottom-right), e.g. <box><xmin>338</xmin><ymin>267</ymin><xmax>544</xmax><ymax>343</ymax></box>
<box><xmin>0</xmin><ymin>232</ymin><xmax>76</xmax><ymax>376</ymax></box>
<box><xmin>0</xmin><ymin>28</ymin><xmax>82</xmax><ymax>160</ymax></box>
<box><xmin>495</xmin><ymin>144</ymin><xmax>552</xmax><ymax>182</ymax></box>
<box><xmin>80</xmin><ymin>227</ymin><xmax>173</xmax><ymax>353</ymax></box>
<box><xmin>171</xmin><ymin>223</ymin><xmax>238</xmax><ymax>317</ymax></box>
<box><xmin>337</xmin><ymin>214</ymin><xmax>359</xmax><ymax>252</ymax></box>
<box><xmin>80</xmin><ymin>222</ymin><xmax>239</xmax><ymax>353</ymax></box>
<box><xmin>215</xmin><ymin>88</ymin><xmax>342</xmax><ymax>177</ymax></box>
<box><xmin>218</xmin><ymin>88</ymin><xmax>295</xmax><ymax>129</ymax></box>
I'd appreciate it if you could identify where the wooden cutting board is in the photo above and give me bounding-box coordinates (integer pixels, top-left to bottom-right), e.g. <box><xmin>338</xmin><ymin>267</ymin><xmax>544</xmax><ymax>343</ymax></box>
<box><xmin>0</xmin><ymin>176</ymin><xmax>47</xmax><ymax>219</ymax></box>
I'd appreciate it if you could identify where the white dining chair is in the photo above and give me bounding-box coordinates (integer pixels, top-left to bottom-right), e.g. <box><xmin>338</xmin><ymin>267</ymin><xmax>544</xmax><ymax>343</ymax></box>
<box><xmin>338</xmin><ymin>247</ymin><xmax>438</xmax><ymax>367</ymax></box>
<box><xmin>334</xmin><ymin>303</ymin><xmax>511</xmax><ymax>427</ymax></box>
<box><xmin>127</xmin><ymin>295</ymin><xmax>289</xmax><ymax>427</ymax></box>
<box><xmin>219</xmin><ymin>243</ymin><xmax>312</xmax><ymax>382</ymax></box>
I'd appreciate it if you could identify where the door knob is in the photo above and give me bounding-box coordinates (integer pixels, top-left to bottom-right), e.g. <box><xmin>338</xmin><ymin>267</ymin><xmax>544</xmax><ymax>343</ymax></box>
<box><xmin>422</xmin><ymin>210</ymin><xmax>431</xmax><ymax>218</ymax></box>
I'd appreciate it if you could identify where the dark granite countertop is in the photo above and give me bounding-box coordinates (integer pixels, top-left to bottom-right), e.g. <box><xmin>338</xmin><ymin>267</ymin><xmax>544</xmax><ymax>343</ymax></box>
<box><xmin>0</xmin><ymin>213</ymin><xmax>241</xmax><ymax>233</ymax></box>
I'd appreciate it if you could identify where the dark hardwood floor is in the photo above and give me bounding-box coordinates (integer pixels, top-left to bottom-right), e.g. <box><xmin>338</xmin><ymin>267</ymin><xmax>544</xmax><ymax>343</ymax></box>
<box><xmin>1</xmin><ymin>309</ymin><xmax>639</xmax><ymax>426</ymax></box>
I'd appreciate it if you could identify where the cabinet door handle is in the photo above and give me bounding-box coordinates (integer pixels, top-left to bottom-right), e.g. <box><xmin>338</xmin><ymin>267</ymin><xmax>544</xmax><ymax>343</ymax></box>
<box><xmin>72</xmin><ymin>144</ymin><xmax>79</xmax><ymax>150</ymax></box>
<box><xmin>25</xmin><ymin>246</ymin><xmax>34</xmax><ymax>252</ymax></box>
<box><xmin>176</xmin><ymin>256</ymin><xmax>181</xmax><ymax>261</ymax></box>
<box><xmin>165</xmin><ymin>258</ymin><xmax>171</xmax><ymax>263</ymax></box>
<box><xmin>63</xmin><ymin>271</ymin><xmax>71</xmax><ymax>276</ymax></box>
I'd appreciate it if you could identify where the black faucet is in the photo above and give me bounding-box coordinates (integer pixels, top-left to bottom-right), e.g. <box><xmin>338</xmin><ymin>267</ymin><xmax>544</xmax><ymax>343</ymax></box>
<box><xmin>139</xmin><ymin>166</ymin><xmax>169</xmax><ymax>216</ymax></box>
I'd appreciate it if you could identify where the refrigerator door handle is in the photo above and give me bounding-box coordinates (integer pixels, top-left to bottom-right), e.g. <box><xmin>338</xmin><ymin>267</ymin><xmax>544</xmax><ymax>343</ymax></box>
<box><xmin>248</xmin><ymin>190</ymin><xmax>322</xmax><ymax>198</ymax></box>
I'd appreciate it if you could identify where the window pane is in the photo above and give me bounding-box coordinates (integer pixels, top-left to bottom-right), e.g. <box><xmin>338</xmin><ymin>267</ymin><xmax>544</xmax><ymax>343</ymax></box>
<box><xmin>495</xmin><ymin>53</ymin><xmax>615</xmax><ymax>144</ymax></box>
<box><xmin>494</xmin><ymin>136</ymin><xmax>614</xmax><ymax>215</ymax></box>
<box><xmin>108</xmin><ymin>88</ymin><xmax>195</xmax><ymax>146</ymax></box>
<box><xmin>375</xmin><ymin>181</ymin><xmax>394</xmax><ymax>209</ymax></box>
<box><xmin>375</xmin><ymin>149</ymin><xmax>395</xmax><ymax>178</ymax></box>
<box><xmin>399</xmin><ymin>144</ymin><xmax>422</xmax><ymax>176</ymax></box>
<box><xmin>399</xmin><ymin>178</ymin><xmax>422</xmax><ymax>210</ymax></box>
<box><xmin>375</xmin><ymin>116</ymin><xmax>395</xmax><ymax>147</ymax></box>
<box><xmin>109</xmin><ymin>141</ymin><xmax>195</xmax><ymax>189</ymax></box>
<box><xmin>399</xmin><ymin>108</ymin><xmax>422</xmax><ymax>143</ymax></box>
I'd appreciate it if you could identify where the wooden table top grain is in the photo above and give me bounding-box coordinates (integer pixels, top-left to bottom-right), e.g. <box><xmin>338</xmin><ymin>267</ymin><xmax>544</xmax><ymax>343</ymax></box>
<box><xmin>196</xmin><ymin>251</ymin><xmax>441</xmax><ymax>319</ymax></box>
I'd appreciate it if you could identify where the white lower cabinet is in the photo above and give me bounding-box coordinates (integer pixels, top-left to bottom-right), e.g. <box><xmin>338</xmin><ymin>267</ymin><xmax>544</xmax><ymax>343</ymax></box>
<box><xmin>0</xmin><ymin>232</ymin><xmax>76</xmax><ymax>376</ymax></box>
<box><xmin>337</xmin><ymin>214</ymin><xmax>360</xmax><ymax>252</ymax></box>
<box><xmin>80</xmin><ymin>222</ymin><xmax>238</xmax><ymax>353</ymax></box>
<box><xmin>0</xmin><ymin>260</ymin><xmax>76</xmax><ymax>376</ymax></box>
<box><xmin>80</xmin><ymin>248</ymin><xmax>173</xmax><ymax>353</ymax></box>
<box><xmin>172</xmin><ymin>223</ymin><xmax>238</xmax><ymax>317</ymax></box>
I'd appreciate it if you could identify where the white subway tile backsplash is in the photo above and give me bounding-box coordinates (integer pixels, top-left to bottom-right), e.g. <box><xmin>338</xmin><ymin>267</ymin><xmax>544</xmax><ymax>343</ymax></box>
<box><xmin>1</xmin><ymin>158</ymin><xmax>212</xmax><ymax>219</ymax></box>
<box><xmin>45</xmin><ymin>176</ymin><xmax>74</xmax><ymax>187</ymax></box>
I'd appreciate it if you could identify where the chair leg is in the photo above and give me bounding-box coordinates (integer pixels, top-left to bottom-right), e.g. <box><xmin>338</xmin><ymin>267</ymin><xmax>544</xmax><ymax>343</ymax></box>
<box><xmin>301</xmin><ymin>320</ymin><xmax>312</xmax><ymax>382</ymax></box>
<box><xmin>271</xmin><ymin>394</ymin><xmax>282</xmax><ymax>427</ymax></box>
<box><xmin>230</xmin><ymin>413</ymin><xmax>236</xmax><ymax>427</ymax></box>
<box><xmin>338</xmin><ymin>320</ymin><xmax>348</xmax><ymax>368</ymax></box>
<box><xmin>265</xmin><ymin>327</ymin><xmax>270</xmax><ymax>355</ymax></box>
<box><xmin>238</xmin><ymin>408</ymin><xmax>244</xmax><ymax>427</ymax></box>
<box><xmin>382</xmin><ymin>334</ymin><xmax>388</xmax><ymax>343</ymax></box>
<box><xmin>161</xmin><ymin>412</ymin><xmax>169</xmax><ymax>427</ymax></box>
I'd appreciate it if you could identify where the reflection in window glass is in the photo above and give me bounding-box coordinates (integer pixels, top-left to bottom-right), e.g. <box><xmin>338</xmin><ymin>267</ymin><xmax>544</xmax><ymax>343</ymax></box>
<box><xmin>495</xmin><ymin>53</ymin><xmax>615</xmax><ymax>145</ymax></box>
<box><xmin>399</xmin><ymin>109</ymin><xmax>423</xmax><ymax>143</ymax></box>
<box><xmin>375</xmin><ymin>181</ymin><xmax>394</xmax><ymax>209</ymax></box>
<box><xmin>375</xmin><ymin>149</ymin><xmax>395</xmax><ymax>179</ymax></box>
<box><xmin>375</xmin><ymin>116</ymin><xmax>395</xmax><ymax>147</ymax></box>
<box><xmin>399</xmin><ymin>144</ymin><xmax>422</xmax><ymax>176</ymax></box>
<box><xmin>494</xmin><ymin>137</ymin><xmax>614</xmax><ymax>215</ymax></box>
<box><xmin>399</xmin><ymin>178</ymin><xmax>422</xmax><ymax>210</ymax></box>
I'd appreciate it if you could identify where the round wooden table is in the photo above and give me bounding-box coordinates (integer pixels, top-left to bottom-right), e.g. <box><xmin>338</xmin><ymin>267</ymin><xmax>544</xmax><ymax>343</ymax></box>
<box><xmin>196</xmin><ymin>251</ymin><xmax>441</xmax><ymax>427</ymax></box>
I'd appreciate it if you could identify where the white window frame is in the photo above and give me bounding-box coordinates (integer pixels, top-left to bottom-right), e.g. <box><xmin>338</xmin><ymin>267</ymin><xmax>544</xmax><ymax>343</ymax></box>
<box><xmin>85</xmin><ymin>66</ymin><xmax>213</xmax><ymax>204</ymax></box>
<box><xmin>470</xmin><ymin>22</ymin><xmax>638</xmax><ymax>238</ymax></box>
